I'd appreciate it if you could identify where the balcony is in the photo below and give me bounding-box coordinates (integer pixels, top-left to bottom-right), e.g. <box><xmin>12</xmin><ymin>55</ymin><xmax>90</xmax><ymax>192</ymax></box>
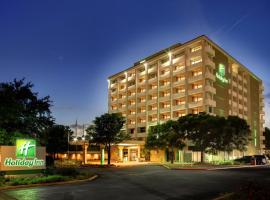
<box><xmin>118</xmin><ymin>98</ymin><xmax>126</xmax><ymax>103</ymax></box>
<box><xmin>127</xmin><ymin>124</ymin><xmax>136</xmax><ymax>129</ymax></box>
<box><xmin>173</xmin><ymin>80</ymin><xmax>185</xmax><ymax>87</ymax></box>
<box><xmin>260</xmin><ymin>135</ymin><xmax>265</xmax><ymax>141</ymax></box>
<box><xmin>205</xmin><ymin>71</ymin><xmax>215</xmax><ymax>81</ymax></box>
<box><xmin>128</xmin><ymin>113</ymin><xmax>136</xmax><ymax>118</ymax></box>
<box><xmin>160</xmin><ymin>72</ymin><xmax>170</xmax><ymax>80</ymax></box>
<box><xmin>148</xmin><ymin>76</ymin><xmax>157</xmax><ymax>83</ymax></box>
<box><xmin>172</xmin><ymin>92</ymin><xmax>185</xmax><ymax>99</ymax></box>
<box><xmin>148</xmin><ymin>66</ymin><xmax>157</xmax><ymax>74</ymax></box>
<box><xmin>148</xmin><ymin>110</ymin><xmax>157</xmax><ymax>115</ymax></box>
<box><xmin>205</xmin><ymin>99</ymin><xmax>216</xmax><ymax>107</ymax></box>
<box><xmin>138</xmin><ymin>71</ymin><xmax>146</xmax><ymax>77</ymax></box>
<box><xmin>148</xmin><ymin>88</ymin><xmax>157</xmax><ymax>94</ymax></box>
<box><xmin>160</xmin><ymin>107</ymin><xmax>170</xmax><ymax>113</ymax></box>
<box><xmin>205</xmin><ymin>45</ymin><xmax>215</xmax><ymax>56</ymax></box>
<box><xmin>137</xmin><ymin>101</ymin><xmax>146</xmax><ymax>107</ymax></box>
<box><xmin>127</xmin><ymin>75</ymin><xmax>135</xmax><ymax>81</ymax></box>
<box><xmin>137</xmin><ymin>91</ymin><xmax>146</xmax><ymax>97</ymax></box>
<box><xmin>137</xmin><ymin>122</ymin><xmax>146</xmax><ymax>127</ymax></box>
<box><xmin>118</xmin><ymin>107</ymin><xmax>126</xmax><ymax>112</ymax></box>
<box><xmin>205</xmin><ymin>85</ymin><xmax>216</xmax><ymax>94</ymax></box>
<box><xmin>148</xmin><ymin>99</ymin><xmax>157</xmax><ymax>104</ymax></box>
<box><xmin>128</xmin><ymin>84</ymin><xmax>135</xmax><ymax>90</ymax></box>
<box><xmin>110</xmin><ymin>83</ymin><xmax>117</xmax><ymax>88</ymax></box>
<box><xmin>127</xmin><ymin>94</ymin><xmax>136</xmax><ymax>100</ymax></box>
<box><xmin>190</xmin><ymin>49</ymin><xmax>202</xmax><ymax>57</ymax></box>
<box><xmin>128</xmin><ymin>104</ymin><xmax>136</xmax><ymax>109</ymax></box>
<box><xmin>172</xmin><ymin>104</ymin><xmax>185</xmax><ymax>111</ymax></box>
<box><xmin>189</xmin><ymin>100</ymin><xmax>203</xmax><ymax>108</ymax></box>
<box><xmin>172</xmin><ymin>56</ymin><xmax>185</xmax><ymax>64</ymax></box>
<box><xmin>173</xmin><ymin>67</ymin><xmax>185</xmax><ymax>75</ymax></box>
<box><xmin>232</xmin><ymin>81</ymin><xmax>237</xmax><ymax>87</ymax></box>
<box><xmin>159</xmin><ymin>96</ymin><xmax>170</xmax><ymax>102</ymax></box>
<box><xmin>188</xmin><ymin>88</ymin><xmax>203</xmax><ymax>95</ymax></box>
<box><xmin>188</xmin><ymin>62</ymin><xmax>202</xmax><ymax>71</ymax></box>
<box><xmin>137</xmin><ymin>132</ymin><xmax>147</xmax><ymax>138</ymax></box>
<box><xmin>205</xmin><ymin>57</ymin><xmax>215</xmax><ymax>69</ymax></box>
<box><xmin>188</xmin><ymin>74</ymin><xmax>203</xmax><ymax>83</ymax></box>
<box><xmin>137</xmin><ymin>80</ymin><xmax>146</xmax><ymax>86</ymax></box>
<box><xmin>137</xmin><ymin>112</ymin><xmax>146</xmax><ymax>117</ymax></box>
<box><xmin>159</xmin><ymin>84</ymin><xmax>170</xmax><ymax>91</ymax></box>
<box><xmin>120</xmin><ymin>78</ymin><xmax>126</xmax><ymax>84</ymax></box>
<box><xmin>161</xmin><ymin>60</ymin><xmax>170</xmax><ymax>68</ymax></box>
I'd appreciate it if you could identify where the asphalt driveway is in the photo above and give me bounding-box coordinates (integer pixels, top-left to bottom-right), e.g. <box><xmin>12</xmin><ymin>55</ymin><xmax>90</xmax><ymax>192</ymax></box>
<box><xmin>1</xmin><ymin>165</ymin><xmax>270</xmax><ymax>200</ymax></box>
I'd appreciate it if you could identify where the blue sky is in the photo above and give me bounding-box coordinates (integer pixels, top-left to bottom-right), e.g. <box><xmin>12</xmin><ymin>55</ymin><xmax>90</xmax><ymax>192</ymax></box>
<box><xmin>0</xmin><ymin>0</ymin><xmax>270</xmax><ymax>126</ymax></box>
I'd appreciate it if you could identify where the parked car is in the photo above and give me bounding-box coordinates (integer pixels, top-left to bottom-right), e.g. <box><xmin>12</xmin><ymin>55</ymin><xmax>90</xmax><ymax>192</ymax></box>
<box><xmin>234</xmin><ymin>156</ymin><xmax>252</xmax><ymax>164</ymax></box>
<box><xmin>252</xmin><ymin>155</ymin><xmax>269</xmax><ymax>165</ymax></box>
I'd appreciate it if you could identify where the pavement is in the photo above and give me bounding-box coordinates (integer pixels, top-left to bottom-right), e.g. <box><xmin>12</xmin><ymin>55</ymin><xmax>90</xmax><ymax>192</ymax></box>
<box><xmin>1</xmin><ymin>165</ymin><xmax>270</xmax><ymax>200</ymax></box>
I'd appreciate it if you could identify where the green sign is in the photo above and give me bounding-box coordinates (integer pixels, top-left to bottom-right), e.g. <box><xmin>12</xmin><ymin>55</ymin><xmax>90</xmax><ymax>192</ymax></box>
<box><xmin>4</xmin><ymin>158</ymin><xmax>45</xmax><ymax>168</ymax></box>
<box><xmin>216</xmin><ymin>63</ymin><xmax>228</xmax><ymax>83</ymax></box>
<box><xmin>3</xmin><ymin>139</ymin><xmax>45</xmax><ymax>168</ymax></box>
<box><xmin>16</xmin><ymin>139</ymin><xmax>36</xmax><ymax>158</ymax></box>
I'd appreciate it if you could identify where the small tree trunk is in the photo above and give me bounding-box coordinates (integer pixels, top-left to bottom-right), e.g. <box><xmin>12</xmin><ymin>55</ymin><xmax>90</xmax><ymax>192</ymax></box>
<box><xmin>171</xmin><ymin>146</ymin><xmax>174</xmax><ymax>164</ymax></box>
<box><xmin>201</xmin><ymin>151</ymin><xmax>204</xmax><ymax>163</ymax></box>
<box><xmin>108</xmin><ymin>143</ymin><xmax>111</xmax><ymax>165</ymax></box>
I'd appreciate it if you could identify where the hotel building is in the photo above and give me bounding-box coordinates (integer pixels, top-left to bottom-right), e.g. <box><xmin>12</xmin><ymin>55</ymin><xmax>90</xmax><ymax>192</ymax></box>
<box><xmin>108</xmin><ymin>35</ymin><xmax>265</xmax><ymax>162</ymax></box>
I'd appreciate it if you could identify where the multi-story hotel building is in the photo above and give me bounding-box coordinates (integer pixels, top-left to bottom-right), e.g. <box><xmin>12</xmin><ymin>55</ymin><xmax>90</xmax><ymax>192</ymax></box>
<box><xmin>108</xmin><ymin>35</ymin><xmax>265</xmax><ymax>162</ymax></box>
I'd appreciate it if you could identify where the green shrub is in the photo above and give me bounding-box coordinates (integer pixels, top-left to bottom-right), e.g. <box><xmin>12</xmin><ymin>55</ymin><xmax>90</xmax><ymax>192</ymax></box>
<box><xmin>8</xmin><ymin>175</ymin><xmax>69</xmax><ymax>186</ymax></box>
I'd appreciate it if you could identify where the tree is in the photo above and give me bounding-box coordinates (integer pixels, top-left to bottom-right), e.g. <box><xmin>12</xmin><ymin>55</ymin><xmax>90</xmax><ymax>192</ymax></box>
<box><xmin>225</xmin><ymin>116</ymin><xmax>250</xmax><ymax>152</ymax></box>
<box><xmin>179</xmin><ymin>113</ymin><xmax>217</xmax><ymax>163</ymax></box>
<box><xmin>86</xmin><ymin>113</ymin><xmax>129</xmax><ymax>165</ymax></box>
<box><xmin>264</xmin><ymin>127</ymin><xmax>270</xmax><ymax>150</ymax></box>
<box><xmin>44</xmin><ymin>125</ymin><xmax>73</xmax><ymax>160</ymax></box>
<box><xmin>0</xmin><ymin>79</ymin><xmax>54</xmax><ymax>144</ymax></box>
<box><xmin>146</xmin><ymin>120</ymin><xmax>185</xmax><ymax>163</ymax></box>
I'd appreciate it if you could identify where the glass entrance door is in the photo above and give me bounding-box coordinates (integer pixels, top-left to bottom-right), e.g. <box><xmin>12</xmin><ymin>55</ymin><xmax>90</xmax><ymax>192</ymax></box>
<box><xmin>130</xmin><ymin>149</ymin><xmax>138</xmax><ymax>161</ymax></box>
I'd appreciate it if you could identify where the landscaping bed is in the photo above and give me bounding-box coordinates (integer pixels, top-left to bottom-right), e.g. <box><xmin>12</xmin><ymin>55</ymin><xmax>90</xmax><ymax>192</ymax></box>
<box><xmin>163</xmin><ymin>161</ymin><xmax>249</xmax><ymax>170</ymax></box>
<box><xmin>0</xmin><ymin>167</ymin><xmax>96</xmax><ymax>188</ymax></box>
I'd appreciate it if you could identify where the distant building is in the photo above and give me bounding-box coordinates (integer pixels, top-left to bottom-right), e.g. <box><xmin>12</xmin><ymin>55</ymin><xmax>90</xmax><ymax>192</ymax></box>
<box><xmin>107</xmin><ymin>35</ymin><xmax>265</xmax><ymax>162</ymax></box>
<box><xmin>69</xmin><ymin>122</ymin><xmax>90</xmax><ymax>138</ymax></box>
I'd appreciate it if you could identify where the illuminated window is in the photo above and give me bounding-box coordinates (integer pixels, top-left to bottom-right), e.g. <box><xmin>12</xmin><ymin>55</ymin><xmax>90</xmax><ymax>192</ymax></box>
<box><xmin>191</xmin><ymin>56</ymin><xmax>202</xmax><ymax>65</ymax></box>
<box><xmin>175</xmin><ymin>65</ymin><xmax>185</xmax><ymax>71</ymax></box>
<box><xmin>193</xmin><ymin>71</ymin><xmax>202</xmax><ymax>76</ymax></box>
<box><xmin>191</xmin><ymin>46</ymin><xmax>202</xmax><ymax>52</ymax></box>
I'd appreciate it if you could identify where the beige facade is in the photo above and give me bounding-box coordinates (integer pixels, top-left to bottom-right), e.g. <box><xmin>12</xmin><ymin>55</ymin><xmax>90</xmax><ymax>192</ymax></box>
<box><xmin>108</xmin><ymin>35</ymin><xmax>265</xmax><ymax>157</ymax></box>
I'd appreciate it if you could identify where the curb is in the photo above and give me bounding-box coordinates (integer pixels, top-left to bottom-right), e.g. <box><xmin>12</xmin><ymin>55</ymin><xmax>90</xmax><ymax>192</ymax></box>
<box><xmin>162</xmin><ymin>164</ymin><xmax>269</xmax><ymax>171</ymax></box>
<box><xmin>212</xmin><ymin>192</ymin><xmax>234</xmax><ymax>200</ymax></box>
<box><xmin>0</xmin><ymin>175</ymin><xmax>99</xmax><ymax>191</ymax></box>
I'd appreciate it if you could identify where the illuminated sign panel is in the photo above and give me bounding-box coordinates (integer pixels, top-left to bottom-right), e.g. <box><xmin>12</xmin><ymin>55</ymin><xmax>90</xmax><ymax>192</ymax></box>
<box><xmin>16</xmin><ymin>139</ymin><xmax>36</xmax><ymax>158</ymax></box>
<box><xmin>216</xmin><ymin>64</ymin><xmax>229</xmax><ymax>83</ymax></box>
<box><xmin>0</xmin><ymin>139</ymin><xmax>46</xmax><ymax>171</ymax></box>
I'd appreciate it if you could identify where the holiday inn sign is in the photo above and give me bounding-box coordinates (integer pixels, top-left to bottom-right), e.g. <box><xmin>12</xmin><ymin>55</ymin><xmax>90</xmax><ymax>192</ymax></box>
<box><xmin>0</xmin><ymin>139</ymin><xmax>46</xmax><ymax>171</ymax></box>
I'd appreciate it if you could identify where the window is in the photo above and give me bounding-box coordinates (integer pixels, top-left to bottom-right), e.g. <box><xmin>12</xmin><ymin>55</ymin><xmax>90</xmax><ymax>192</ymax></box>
<box><xmin>129</xmin><ymin>128</ymin><xmax>135</xmax><ymax>134</ymax></box>
<box><xmin>193</xmin><ymin>71</ymin><xmax>202</xmax><ymax>76</ymax></box>
<box><xmin>191</xmin><ymin>46</ymin><xmax>202</xmax><ymax>52</ymax></box>
<box><xmin>138</xmin><ymin>127</ymin><xmax>146</xmax><ymax>133</ymax></box>
<box><xmin>190</xmin><ymin>56</ymin><xmax>202</xmax><ymax>65</ymax></box>
<box><xmin>175</xmin><ymin>65</ymin><xmax>185</xmax><ymax>71</ymax></box>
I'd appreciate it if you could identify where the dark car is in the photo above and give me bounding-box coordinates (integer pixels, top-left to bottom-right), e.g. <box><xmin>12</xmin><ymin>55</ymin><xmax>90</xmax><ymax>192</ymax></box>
<box><xmin>234</xmin><ymin>156</ymin><xmax>252</xmax><ymax>164</ymax></box>
<box><xmin>252</xmin><ymin>155</ymin><xmax>269</xmax><ymax>165</ymax></box>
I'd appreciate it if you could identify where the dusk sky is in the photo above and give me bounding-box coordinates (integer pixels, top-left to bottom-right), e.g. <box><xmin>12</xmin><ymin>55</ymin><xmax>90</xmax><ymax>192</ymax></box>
<box><xmin>0</xmin><ymin>0</ymin><xmax>270</xmax><ymax>126</ymax></box>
